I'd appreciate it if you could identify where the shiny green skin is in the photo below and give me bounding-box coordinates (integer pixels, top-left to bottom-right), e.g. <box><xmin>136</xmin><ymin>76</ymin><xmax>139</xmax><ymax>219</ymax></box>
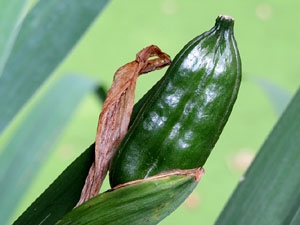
<box><xmin>110</xmin><ymin>16</ymin><xmax>242</xmax><ymax>187</ymax></box>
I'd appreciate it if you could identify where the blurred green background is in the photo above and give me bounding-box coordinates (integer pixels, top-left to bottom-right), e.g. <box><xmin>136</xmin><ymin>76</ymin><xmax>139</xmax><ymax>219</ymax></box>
<box><xmin>1</xmin><ymin>0</ymin><xmax>299</xmax><ymax>224</ymax></box>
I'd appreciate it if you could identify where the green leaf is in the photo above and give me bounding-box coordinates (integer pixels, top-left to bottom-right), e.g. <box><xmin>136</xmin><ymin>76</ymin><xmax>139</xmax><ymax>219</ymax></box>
<box><xmin>13</xmin><ymin>80</ymin><xmax>157</xmax><ymax>225</ymax></box>
<box><xmin>56</xmin><ymin>171</ymin><xmax>200</xmax><ymax>225</ymax></box>
<box><xmin>254</xmin><ymin>77</ymin><xmax>291</xmax><ymax>116</ymax></box>
<box><xmin>290</xmin><ymin>207</ymin><xmax>300</xmax><ymax>225</ymax></box>
<box><xmin>0</xmin><ymin>75</ymin><xmax>97</xmax><ymax>224</ymax></box>
<box><xmin>0</xmin><ymin>0</ymin><xmax>29</xmax><ymax>74</ymax></box>
<box><xmin>13</xmin><ymin>144</ymin><xmax>94</xmax><ymax>225</ymax></box>
<box><xmin>0</xmin><ymin>0</ymin><xmax>110</xmax><ymax>134</ymax></box>
<box><xmin>215</xmin><ymin>87</ymin><xmax>300</xmax><ymax>225</ymax></box>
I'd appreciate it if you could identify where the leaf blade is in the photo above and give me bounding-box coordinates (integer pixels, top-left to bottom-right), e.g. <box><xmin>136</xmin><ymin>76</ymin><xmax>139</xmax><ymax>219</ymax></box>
<box><xmin>0</xmin><ymin>0</ymin><xmax>29</xmax><ymax>74</ymax></box>
<box><xmin>0</xmin><ymin>75</ymin><xmax>97</xmax><ymax>224</ymax></box>
<box><xmin>215</xmin><ymin>87</ymin><xmax>300</xmax><ymax>225</ymax></box>
<box><xmin>57</xmin><ymin>170</ymin><xmax>201</xmax><ymax>225</ymax></box>
<box><xmin>12</xmin><ymin>78</ymin><xmax>162</xmax><ymax>225</ymax></box>
<box><xmin>290</xmin><ymin>207</ymin><xmax>300</xmax><ymax>225</ymax></box>
<box><xmin>13</xmin><ymin>144</ymin><xmax>94</xmax><ymax>225</ymax></box>
<box><xmin>0</xmin><ymin>0</ymin><xmax>110</xmax><ymax>134</ymax></box>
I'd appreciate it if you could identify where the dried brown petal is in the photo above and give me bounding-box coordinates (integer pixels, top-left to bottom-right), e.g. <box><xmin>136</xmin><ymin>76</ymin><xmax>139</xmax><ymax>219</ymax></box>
<box><xmin>77</xmin><ymin>45</ymin><xmax>171</xmax><ymax>206</ymax></box>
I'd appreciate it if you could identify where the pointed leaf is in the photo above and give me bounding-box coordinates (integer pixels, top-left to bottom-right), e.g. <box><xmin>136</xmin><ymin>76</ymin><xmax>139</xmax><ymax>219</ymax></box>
<box><xmin>0</xmin><ymin>75</ymin><xmax>97</xmax><ymax>224</ymax></box>
<box><xmin>290</xmin><ymin>207</ymin><xmax>300</xmax><ymax>225</ymax></box>
<box><xmin>13</xmin><ymin>80</ymin><xmax>160</xmax><ymax>225</ymax></box>
<box><xmin>57</xmin><ymin>169</ymin><xmax>203</xmax><ymax>225</ymax></box>
<box><xmin>0</xmin><ymin>0</ymin><xmax>29</xmax><ymax>74</ymax></box>
<box><xmin>215</xmin><ymin>87</ymin><xmax>300</xmax><ymax>225</ymax></box>
<box><xmin>0</xmin><ymin>0</ymin><xmax>110</xmax><ymax>134</ymax></box>
<box><xmin>13</xmin><ymin>144</ymin><xmax>94</xmax><ymax>225</ymax></box>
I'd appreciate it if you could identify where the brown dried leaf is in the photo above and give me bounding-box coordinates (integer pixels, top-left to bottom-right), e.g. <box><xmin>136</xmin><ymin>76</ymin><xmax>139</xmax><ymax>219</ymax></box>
<box><xmin>77</xmin><ymin>45</ymin><xmax>171</xmax><ymax>206</ymax></box>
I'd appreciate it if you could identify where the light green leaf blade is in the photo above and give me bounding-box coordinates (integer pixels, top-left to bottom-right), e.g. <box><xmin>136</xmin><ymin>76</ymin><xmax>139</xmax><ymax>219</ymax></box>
<box><xmin>57</xmin><ymin>171</ymin><xmax>201</xmax><ymax>225</ymax></box>
<box><xmin>0</xmin><ymin>75</ymin><xmax>97</xmax><ymax>224</ymax></box>
<box><xmin>215</xmin><ymin>87</ymin><xmax>300</xmax><ymax>225</ymax></box>
<box><xmin>0</xmin><ymin>0</ymin><xmax>29</xmax><ymax>74</ymax></box>
<box><xmin>0</xmin><ymin>0</ymin><xmax>110</xmax><ymax>134</ymax></box>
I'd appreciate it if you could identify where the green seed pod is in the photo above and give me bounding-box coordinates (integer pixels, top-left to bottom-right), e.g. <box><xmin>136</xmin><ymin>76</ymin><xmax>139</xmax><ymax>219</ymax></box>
<box><xmin>109</xmin><ymin>15</ymin><xmax>242</xmax><ymax>187</ymax></box>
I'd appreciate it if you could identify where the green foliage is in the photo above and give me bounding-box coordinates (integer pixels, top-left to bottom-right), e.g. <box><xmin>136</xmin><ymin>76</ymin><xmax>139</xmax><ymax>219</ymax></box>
<box><xmin>0</xmin><ymin>75</ymin><xmax>97</xmax><ymax>223</ymax></box>
<box><xmin>0</xmin><ymin>0</ymin><xmax>110</xmax><ymax>134</ymax></box>
<box><xmin>13</xmin><ymin>145</ymin><xmax>94</xmax><ymax>225</ymax></box>
<box><xmin>290</xmin><ymin>208</ymin><xmax>300</xmax><ymax>225</ymax></box>
<box><xmin>215</xmin><ymin>88</ymin><xmax>300</xmax><ymax>225</ymax></box>
<box><xmin>0</xmin><ymin>0</ymin><xmax>28</xmax><ymax>73</ymax></box>
<box><xmin>0</xmin><ymin>0</ymin><xmax>109</xmax><ymax>224</ymax></box>
<box><xmin>0</xmin><ymin>0</ymin><xmax>299</xmax><ymax>224</ymax></box>
<box><xmin>57</xmin><ymin>173</ymin><xmax>198</xmax><ymax>225</ymax></box>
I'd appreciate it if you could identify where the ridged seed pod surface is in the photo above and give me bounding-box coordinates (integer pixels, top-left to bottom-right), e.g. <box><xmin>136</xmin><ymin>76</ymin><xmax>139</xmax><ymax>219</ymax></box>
<box><xmin>110</xmin><ymin>15</ymin><xmax>242</xmax><ymax>187</ymax></box>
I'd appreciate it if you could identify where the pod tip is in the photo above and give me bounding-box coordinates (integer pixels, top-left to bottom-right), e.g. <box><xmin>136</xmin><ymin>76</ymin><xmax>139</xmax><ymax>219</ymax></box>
<box><xmin>215</xmin><ymin>14</ymin><xmax>235</xmax><ymax>29</ymax></box>
<box><xmin>218</xmin><ymin>14</ymin><xmax>235</xmax><ymax>22</ymax></box>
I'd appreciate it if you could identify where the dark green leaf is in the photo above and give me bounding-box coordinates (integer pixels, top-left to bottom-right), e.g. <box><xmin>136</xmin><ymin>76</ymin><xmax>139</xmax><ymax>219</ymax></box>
<box><xmin>0</xmin><ymin>0</ymin><xmax>110</xmax><ymax>134</ymax></box>
<box><xmin>0</xmin><ymin>75</ymin><xmax>97</xmax><ymax>224</ymax></box>
<box><xmin>290</xmin><ymin>207</ymin><xmax>300</xmax><ymax>225</ymax></box>
<box><xmin>57</xmin><ymin>171</ymin><xmax>200</xmax><ymax>225</ymax></box>
<box><xmin>13</xmin><ymin>144</ymin><xmax>94</xmax><ymax>225</ymax></box>
<box><xmin>12</xmin><ymin>79</ymin><xmax>159</xmax><ymax>225</ymax></box>
<box><xmin>215</xmin><ymin>87</ymin><xmax>300</xmax><ymax>225</ymax></box>
<box><xmin>0</xmin><ymin>0</ymin><xmax>28</xmax><ymax>73</ymax></box>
